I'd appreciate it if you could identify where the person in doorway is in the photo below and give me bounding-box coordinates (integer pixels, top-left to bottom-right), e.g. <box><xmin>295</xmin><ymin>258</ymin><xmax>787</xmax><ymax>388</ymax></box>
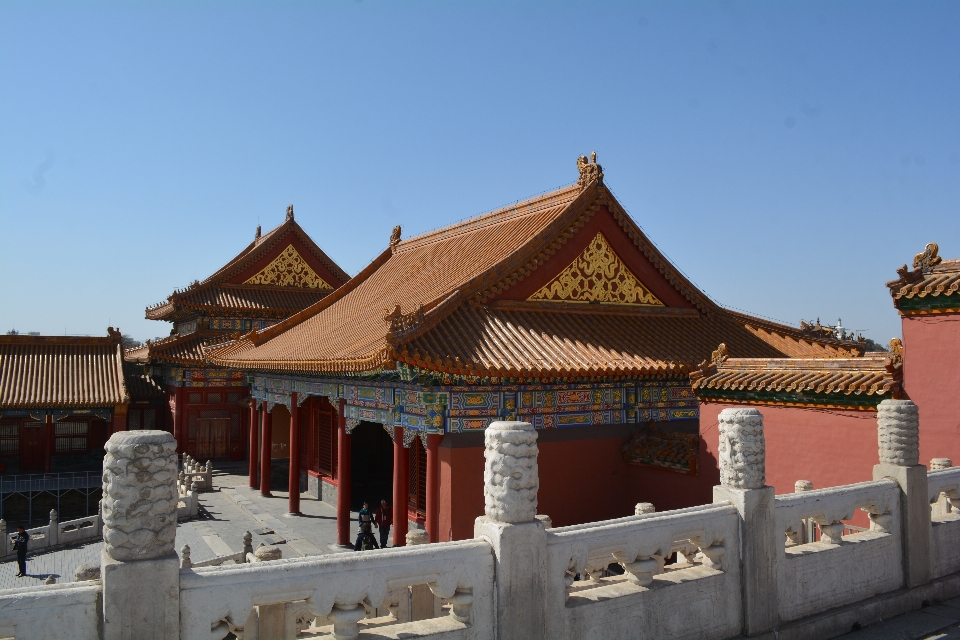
<box><xmin>374</xmin><ymin>498</ymin><xmax>392</xmax><ymax>548</ymax></box>
<box><xmin>354</xmin><ymin>502</ymin><xmax>379</xmax><ymax>551</ymax></box>
<box><xmin>13</xmin><ymin>525</ymin><xmax>29</xmax><ymax>577</ymax></box>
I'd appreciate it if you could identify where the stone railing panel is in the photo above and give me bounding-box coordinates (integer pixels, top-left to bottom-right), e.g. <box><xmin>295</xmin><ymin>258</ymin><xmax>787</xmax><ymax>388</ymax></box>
<box><xmin>774</xmin><ymin>479</ymin><xmax>903</xmax><ymax>622</ymax></box>
<box><xmin>0</xmin><ymin>582</ymin><xmax>101</xmax><ymax>640</ymax></box>
<box><xmin>928</xmin><ymin>467</ymin><xmax>960</xmax><ymax>578</ymax></box>
<box><xmin>544</xmin><ymin>502</ymin><xmax>741</xmax><ymax>640</ymax></box>
<box><xmin>180</xmin><ymin>539</ymin><xmax>495</xmax><ymax>640</ymax></box>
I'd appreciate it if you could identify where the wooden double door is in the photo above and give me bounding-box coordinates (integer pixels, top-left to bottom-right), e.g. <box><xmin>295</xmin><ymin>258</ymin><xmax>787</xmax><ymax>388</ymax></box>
<box><xmin>187</xmin><ymin>409</ymin><xmax>243</xmax><ymax>461</ymax></box>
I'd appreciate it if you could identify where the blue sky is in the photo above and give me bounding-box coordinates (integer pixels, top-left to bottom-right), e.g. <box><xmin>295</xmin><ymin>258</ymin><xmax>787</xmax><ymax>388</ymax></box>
<box><xmin>1</xmin><ymin>1</ymin><xmax>957</xmax><ymax>345</ymax></box>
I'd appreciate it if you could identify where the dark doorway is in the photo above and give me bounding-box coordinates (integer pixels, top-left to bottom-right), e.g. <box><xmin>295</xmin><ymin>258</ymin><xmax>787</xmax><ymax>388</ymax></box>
<box><xmin>20</xmin><ymin>423</ymin><xmax>45</xmax><ymax>472</ymax></box>
<box><xmin>350</xmin><ymin>422</ymin><xmax>393</xmax><ymax>510</ymax></box>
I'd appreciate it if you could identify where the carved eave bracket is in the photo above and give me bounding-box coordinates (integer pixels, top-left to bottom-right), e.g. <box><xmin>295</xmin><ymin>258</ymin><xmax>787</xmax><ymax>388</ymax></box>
<box><xmin>576</xmin><ymin>152</ymin><xmax>603</xmax><ymax>190</ymax></box>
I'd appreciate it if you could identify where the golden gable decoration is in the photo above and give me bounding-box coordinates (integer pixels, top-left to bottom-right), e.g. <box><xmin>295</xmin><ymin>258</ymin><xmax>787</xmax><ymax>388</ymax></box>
<box><xmin>243</xmin><ymin>244</ymin><xmax>331</xmax><ymax>289</ymax></box>
<box><xmin>528</xmin><ymin>232</ymin><xmax>664</xmax><ymax>306</ymax></box>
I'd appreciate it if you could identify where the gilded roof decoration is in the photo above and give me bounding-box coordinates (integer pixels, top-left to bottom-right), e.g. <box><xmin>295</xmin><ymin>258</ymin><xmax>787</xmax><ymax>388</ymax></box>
<box><xmin>576</xmin><ymin>152</ymin><xmax>603</xmax><ymax>190</ymax></box>
<box><xmin>887</xmin><ymin>243</ymin><xmax>959</xmax><ymax>314</ymax></box>
<box><xmin>528</xmin><ymin>232</ymin><xmax>664</xmax><ymax>306</ymax></box>
<box><xmin>244</xmin><ymin>244</ymin><xmax>332</xmax><ymax>289</ymax></box>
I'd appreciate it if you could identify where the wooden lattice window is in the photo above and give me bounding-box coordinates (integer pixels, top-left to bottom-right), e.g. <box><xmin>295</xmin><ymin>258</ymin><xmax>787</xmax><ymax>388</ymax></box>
<box><xmin>315</xmin><ymin>406</ymin><xmax>336</xmax><ymax>477</ymax></box>
<box><xmin>227</xmin><ymin>392</ymin><xmax>241</xmax><ymax>403</ymax></box>
<box><xmin>0</xmin><ymin>422</ymin><xmax>18</xmax><ymax>456</ymax></box>
<box><xmin>55</xmin><ymin>420</ymin><xmax>89</xmax><ymax>454</ymax></box>
<box><xmin>188</xmin><ymin>392</ymin><xmax>203</xmax><ymax>404</ymax></box>
<box><xmin>409</xmin><ymin>438</ymin><xmax>426</xmax><ymax>517</ymax></box>
<box><xmin>207</xmin><ymin>392</ymin><xmax>222</xmax><ymax>404</ymax></box>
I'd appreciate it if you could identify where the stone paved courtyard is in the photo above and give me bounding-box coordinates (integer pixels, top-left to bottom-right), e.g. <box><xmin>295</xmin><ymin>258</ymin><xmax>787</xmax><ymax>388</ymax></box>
<box><xmin>0</xmin><ymin>462</ymin><xmax>360</xmax><ymax>588</ymax></box>
<box><xmin>839</xmin><ymin>597</ymin><xmax>960</xmax><ymax>639</ymax></box>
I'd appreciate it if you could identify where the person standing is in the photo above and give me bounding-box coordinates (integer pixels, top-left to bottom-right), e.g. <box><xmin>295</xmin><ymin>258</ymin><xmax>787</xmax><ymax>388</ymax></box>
<box><xmin>13</xmin><ymin>525</ymin><xmax>29</xmax><ymax>578</ymax></box>
<box><xmin>374</xmin><ymin>498</ymin><xmax>392</xmax><ymax>549</ymax></box>
<box><xmin>354</xmin><ymin>502</ymin><xmax>379</xmax><ymax>551</ymax></box>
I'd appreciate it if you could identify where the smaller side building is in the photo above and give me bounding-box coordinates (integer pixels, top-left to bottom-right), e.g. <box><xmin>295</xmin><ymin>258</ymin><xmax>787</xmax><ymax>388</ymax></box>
<box><xmin>0</xmin><ymin>330</ymin><xmax>129</xmax><ymax>473</ymax></box>
<box><xmin>886</xmin><ymin>243</ymin><xmax>960</xmax><ymax>467</ymax></box>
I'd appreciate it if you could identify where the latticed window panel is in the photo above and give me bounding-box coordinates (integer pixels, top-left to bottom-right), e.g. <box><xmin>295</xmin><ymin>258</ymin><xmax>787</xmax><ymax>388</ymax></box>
<box><xmin>55</xmin><ymin>421</ymin><xmax>89</xmax><ymax>454</ymax></box>
<box><xmin>409</xmin><ymin>438</ymin><xmax>426</xmax><ymax>517</ymax></box>
<box><xmin>0</xmin><ymin>422</ymin><xmax>18</xmax><ymax>456</ymax></box>
<box><xmin>315</xmin><ymin>407</ymin><xmax>335</xmax><ymax>477</ymax></box>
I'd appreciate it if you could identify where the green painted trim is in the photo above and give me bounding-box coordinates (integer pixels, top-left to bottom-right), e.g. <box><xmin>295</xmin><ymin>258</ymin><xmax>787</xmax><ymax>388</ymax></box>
<box><xmin>896</xmin><ymin>295</ymin><xmax>959</xmax><ymax>312</ymax></box>
<box><xmin>696</xmin><ymin>388</ymin><xmax>887</xmax><ymax>409</ymax></box>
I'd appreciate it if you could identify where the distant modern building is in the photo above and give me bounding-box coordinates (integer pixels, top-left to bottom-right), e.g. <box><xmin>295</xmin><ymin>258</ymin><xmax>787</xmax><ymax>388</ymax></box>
<box><xmin>126</xmin><ymin>206</ymin><xmax>349</xmax><ymax>463</ymax></box>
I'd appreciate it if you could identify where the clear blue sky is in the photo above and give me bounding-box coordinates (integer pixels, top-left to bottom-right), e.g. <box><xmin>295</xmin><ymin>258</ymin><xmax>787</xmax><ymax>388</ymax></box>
<box><xmin>2</xmin><ymin>1</ymin><xmax>957</xmax><ymax>345</ymax></box>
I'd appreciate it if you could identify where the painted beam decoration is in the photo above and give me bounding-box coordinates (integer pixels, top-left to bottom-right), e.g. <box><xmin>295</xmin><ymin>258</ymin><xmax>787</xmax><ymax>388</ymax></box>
<box><xmin>247</xmin><ymin>374</ymin><xmax>699</xmax><ymax>436</ymax></box>
<box><xmin>621</xmin><ymin>426</ymin><xmax>700</xmax><ymax>475</ymax></box>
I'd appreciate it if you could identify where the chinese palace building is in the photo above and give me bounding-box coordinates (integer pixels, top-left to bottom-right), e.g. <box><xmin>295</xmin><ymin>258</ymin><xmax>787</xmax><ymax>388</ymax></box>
<box><xmin>207</xmin><ymin>154</ymin><xmax>861</xmax><ymax>545</ymax></box>
<box><xmin>691</xmin><ymin>242</ymin><xmax>959</xmax><ymax>515</ymax></box>
<box><xmin>0</xmin><ymin>330</ymin><xmax>129</xmax><ymax>473</ymax></box>
<box><xmin>126</xmin><ymin>206</ymin><xmax>349</xmax><ymax>463</ymax></box>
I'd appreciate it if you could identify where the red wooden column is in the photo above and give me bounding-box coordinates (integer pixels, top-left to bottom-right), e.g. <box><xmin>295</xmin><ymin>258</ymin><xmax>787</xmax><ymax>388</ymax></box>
<box><xmin>336</xmin><ymin>398</ymin><xmax>351</xmax><ymax>547</ymax></box>
<box><xmin>173</xmin><ymin>387</ymin><xmax>185</xmax><ymax>454</ymax></box>
<box><xmin>44</xmin><ymin>414</ymin><xmax>53</xmax><ymax>473</ymax></box>
<box><xmin>288</xmin><ymin>393</ymin><xmax>301</xmax><ymax>515</ymax></box>
<box><xmin>260</xmin><ymin>403</ymin><xmax>272</xmax><ymax>496</ymax></box>
<box><xmin>425</xmin><ymin>433</ymin><xmax>442</xmax><ymax>543</ymax></box>
<box><xmin>248</xmin><ymin>400</ymin><xmax>259</xmax><ymax>489</ymax></box>
<box><xmin>392</xmin><ymin>427</ymin><xmax>409</xmax><ymax>547</ymax></box>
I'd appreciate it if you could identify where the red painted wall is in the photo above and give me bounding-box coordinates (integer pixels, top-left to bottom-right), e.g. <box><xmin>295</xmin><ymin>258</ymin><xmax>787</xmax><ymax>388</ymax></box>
<box><xmin>698</xmin><ymin>402</ymin><xmax>881</xmax><ymax>495</ymax></box>
<box><xmin>439</xmin><ymin>433</ymin><xmax>711</xmax><ymax>541</ymax></box>
<box><xmin>902</xmin><ymin>314</ymin><xmax>960</xmax><ymax>467</ymax></box>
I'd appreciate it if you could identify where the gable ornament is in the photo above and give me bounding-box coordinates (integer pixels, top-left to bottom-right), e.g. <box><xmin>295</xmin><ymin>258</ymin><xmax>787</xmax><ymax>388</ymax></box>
<box><xmin>576</xmin><ymin>151</ymin><xmax>603</xmax><ymax>189</ymax></box>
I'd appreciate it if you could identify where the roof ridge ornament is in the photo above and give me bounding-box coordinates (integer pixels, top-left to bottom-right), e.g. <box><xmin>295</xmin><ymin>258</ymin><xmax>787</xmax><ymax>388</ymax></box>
<box><xmin>576</xmin><ymin>151</ymin><xmax>603</xmax><ymax>190</ymax></box>
<box><xmin>887</xmin><ymin>337</ymin><xmax>904</xmax><ymax>370</ymax></box>
<box><xmin>255</xmin><ymin>225</ymin><xmax>261</xmax><ymax>240</ymax></box>
<box><xmin>286</xmin><ymin>204</ymin><xmax>294</xmax><ymax>222</ymax></box>
<box><xmin>390</xmin><ymin>225</ymin><xmax>402</xmax><ymax>248</ymax></box>
<box><xmin>691</xmin><ymin>343</ymin><xmax>727</xmax><ymax>382</ymax></box>
<box><xmin>895</xmin><ymin>242</ymin><xmax>941</xmax><ymax>280</ymax></box>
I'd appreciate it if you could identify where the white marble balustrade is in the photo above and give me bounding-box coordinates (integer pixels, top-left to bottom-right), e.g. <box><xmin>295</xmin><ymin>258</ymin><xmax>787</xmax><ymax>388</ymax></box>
<box><xmin>928</xmin><ymin>467</ymin><xmax>960</xmax><ymax>578</ymax></box>
<box><xmin>774</xmin><ymin>478</ymin><xmax>903</xmax><ymax>622</ymax></box>
<box><xmin>179</xmin><ymin>538</ymin><xmax>495</xmax><ymax>640</ymax></box>
<box><xmin>543</xmin><ymin>502</ymin><xmax>742</xmax><ymax>640</ymax></box>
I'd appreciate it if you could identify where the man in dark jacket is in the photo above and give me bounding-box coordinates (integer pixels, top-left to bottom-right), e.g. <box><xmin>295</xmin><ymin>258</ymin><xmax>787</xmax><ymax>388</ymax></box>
<box><xmin>374</xmin><ymin>499</ymin><xmax>392</xmax><ymax>548</ymax></box>
<box><xmin>13</xmin><ymin>526</ymin><xmax>29</xmax><ymax>577</ymax></box>
<box><xmin>354</xmin><ymin>502</ymin><xmax>379</xmax><ymax>551</ymax></box>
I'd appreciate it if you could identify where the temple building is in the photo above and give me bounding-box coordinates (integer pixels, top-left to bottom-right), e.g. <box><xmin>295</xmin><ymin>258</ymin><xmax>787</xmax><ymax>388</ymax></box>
<box><xmin>207</xmin><ymin>154</ymin><xmax>859</xmax><ymax>545</ymax></box>
<box><xmin>126</xmin><ymin>206</ymin><xmax>349</xmax><ymax>463</ymax></box>
<box><xmin>691</xmin><ymin>242</ymin><xmax>959</xmax><ymax>508</ymax></box>
<box><xmin>0</xmin><ymin>330</ymin><xmax>129</xmax><ymax>473</ymax></box>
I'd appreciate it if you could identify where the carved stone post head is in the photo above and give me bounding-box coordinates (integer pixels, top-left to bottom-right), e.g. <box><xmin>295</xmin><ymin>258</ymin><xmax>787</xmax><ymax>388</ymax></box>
<box><xmin>794</xmin><ymin>480</ymin><xmax>814</xmax><ymax>492</ymax></box>
<box><xmin>718</xmin><ymin>408</ymin><xmax>766</xmax><ymax>490</ymax></box>
<box><xmin>930</xmin><ymin>458</ymin><xmax>952</xmax><ymax>470</ymax></box>
<box><xmin>877</xmin><ymin>399</ymin><xmax>919</xmax><ymax>466</ymax></box>
<box><xmin>483</xmin><ymin>421</ymin><xmax>539</xmax><ymax>523</ymax></box>
<box><xmin>102</xmin><ymin>430</ymin><xmax>178</xmax><ymax>561</ymax></box>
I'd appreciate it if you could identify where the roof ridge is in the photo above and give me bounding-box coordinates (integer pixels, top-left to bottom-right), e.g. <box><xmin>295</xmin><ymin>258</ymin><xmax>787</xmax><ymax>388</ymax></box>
<box><xmin>395</xmin><ymin>184</ymin><xmax>580</xmax><ymax>252</ymax></box>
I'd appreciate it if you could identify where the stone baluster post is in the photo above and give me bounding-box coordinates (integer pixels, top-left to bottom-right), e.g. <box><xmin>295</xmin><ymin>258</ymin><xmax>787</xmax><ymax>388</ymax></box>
<box><xmin>794</xmin><ymin>480</ymin><xmax>815</xmax><ymax>543</ymax></box>
<box><xmin>712</xmin><ymin>408</ymin><xmax>778</xmax><ymax>636</ymax></box>
<box><xmin>48</xmin><ymin>509</ymin><xmax>58</xmax><ymax>547</ymax></box>
<box><xmin>405</xmin><ymin>530</ymin><xmax>440</xmax><ymax>620</ymax></box>
<box><xmin>930</xmin><ymin>459</ymin><xmax>956</xmax><ymax>516</ymax></box>
<box><xmin>101</xmin><ymin>430</ymin><xmax>179</xmax><ymax>640</ymax></box>
<box><xmin>474</xmin><ymin>421</ymin><xmax>546</xmax><ymax>640</ymax></box>
<box><xmin>873</xmin><ymin>399</ymin><xmax>930</xmax><ymax>587</ymax></box>
<box><xmin>0</xmin><ymin>519</ymin><xmax>6</xmax><ymax>556</ymax></box>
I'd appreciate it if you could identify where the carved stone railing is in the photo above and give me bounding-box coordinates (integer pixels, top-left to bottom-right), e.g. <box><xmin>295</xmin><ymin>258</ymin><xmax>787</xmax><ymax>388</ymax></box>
<box><xmin>180</xmin><ymin>455</ymin><xmax>213</xmax><ymax>492</ymax></box>
<box><xmin>774</xmin><ymin>479</ymin><xmax>902</xmax><ymax>622</ymax></box>
<box><xmin>544</xmin><ymin>502</ymin><xmax>742</xmax><ymax>640</ymax></box>
<box><xmin>927</xmin><ymin>466</ymin><xmax>960</xmax><ymax>578</ymax></box>
<box><xmin>0</xmin><ymin>510</ymin><xmax>103</xmax><ymax>558</ymax></box>
<box><xmin>0</xmin><ymin>582</ymin><xmax>101</xmax><ymax>640</ymax></box>
<box><xmin>179</xmin><ymin>540</ymin><xmax>495</xmax><ymax>640</ymax></box>
<box><xmin>181</xmin><ymin>532</ymin><xmax>255</xmax><ymax>569</ymax></box>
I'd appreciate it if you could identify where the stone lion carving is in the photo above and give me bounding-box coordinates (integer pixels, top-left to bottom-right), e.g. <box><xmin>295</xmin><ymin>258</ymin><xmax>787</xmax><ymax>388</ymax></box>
<box><xmin>483</xmin><ymin>421</ymin><xmax>539</xmax><ymax>523</ymax></box>
<box><xmin>877</xmin><ymin>399</ymin><xmax>919</xmax><ymax>466</ymax></box>
<box><xmin>102</xmin><ymin>431</ymin><xmax>178</xmax><ymax>561</ymax></box>
<box><xmin>718</xmin><ymin>408</ymin><xmax>766</xmax><ymax>490</ymax></box>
